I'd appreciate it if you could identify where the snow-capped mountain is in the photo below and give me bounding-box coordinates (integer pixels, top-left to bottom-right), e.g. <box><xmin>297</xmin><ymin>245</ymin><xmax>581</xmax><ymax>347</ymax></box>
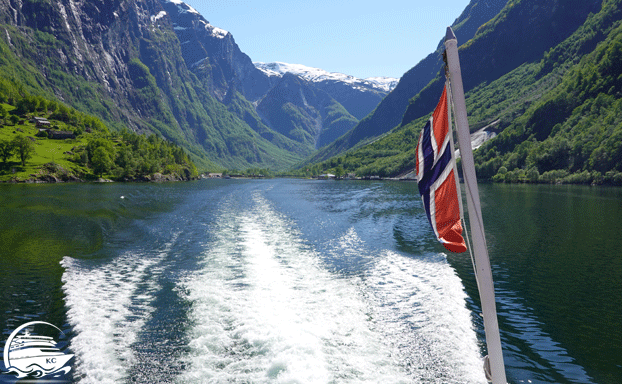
<box><xmin>255</xmin><ymin>62</ymin><xmax>398</xmax><ymax>93</ymax></box>
<box><xmin>255</xmin><ymin>62</ymin><xmax>397</xmax><ymax>120</ymax></box>
<box><xmin>365</xmin><ymin>77</ymin><xmax>400</xmax><ymax>93</ymax></box>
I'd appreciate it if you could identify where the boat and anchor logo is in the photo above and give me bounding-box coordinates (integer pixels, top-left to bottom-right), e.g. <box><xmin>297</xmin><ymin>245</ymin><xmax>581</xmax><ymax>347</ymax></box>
<box><xmin>2</xmin><ymin>321</ymin><xmax>73</xmax><ymax>379</ymax></box>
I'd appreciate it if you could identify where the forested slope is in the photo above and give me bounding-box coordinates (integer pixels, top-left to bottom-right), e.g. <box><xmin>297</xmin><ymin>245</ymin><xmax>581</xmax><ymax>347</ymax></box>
<box><xmin>309</xmin><ymin>0</ymin><xmax>622</xmax><ymax>185</ymax></box>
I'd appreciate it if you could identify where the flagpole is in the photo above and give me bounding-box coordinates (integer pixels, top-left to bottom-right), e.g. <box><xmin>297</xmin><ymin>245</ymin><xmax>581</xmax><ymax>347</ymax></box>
<box><xmin>444</xmin><ymin>27</ymin><xmax>507</xmax><ymax>384</ymax></box>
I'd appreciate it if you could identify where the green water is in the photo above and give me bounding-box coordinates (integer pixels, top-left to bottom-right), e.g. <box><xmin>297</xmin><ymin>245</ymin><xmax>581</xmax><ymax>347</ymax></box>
<box><xmin>460</xmin><ymin>183</ymin><xmax>622</xmax><ymax>383</ymax></box>
<box><xmin>0</xmin><ymin>182</ymin><xmax>193</xmax><ymax>339</ymax></box>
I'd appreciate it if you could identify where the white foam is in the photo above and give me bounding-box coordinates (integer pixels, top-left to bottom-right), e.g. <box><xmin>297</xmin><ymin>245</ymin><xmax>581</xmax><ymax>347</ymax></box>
<box><xmin>365</xmin><ymin>251</ymin><xmax>488</xmax><ymax>383</ymax></box>
<box><xmin>178</xmin><ymin>194</ymin><xmax>410</xmax><ymax>383</ymax></box>
<box><xmin>61</xmin><ymin>236</ymin><xmax>175</xmax><ymax>383</ymax></box>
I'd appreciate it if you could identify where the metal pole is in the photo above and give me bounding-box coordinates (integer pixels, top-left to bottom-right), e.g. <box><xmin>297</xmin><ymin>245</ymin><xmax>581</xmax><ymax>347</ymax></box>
<box><xmin>444</xmin><ymin>26</ymin><xmax>507</xmax><ymax>384</ymax></box>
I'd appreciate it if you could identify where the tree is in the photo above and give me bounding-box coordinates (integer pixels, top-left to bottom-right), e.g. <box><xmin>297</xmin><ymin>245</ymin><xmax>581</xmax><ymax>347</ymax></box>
<box><xmin>9</xmin><ymin>115</ymin><xmax>18</xmax><ymax>126</ymax></box>
<box><xmin>0</xmin><ymin>105</ymin><xmax>8</xmax><ymax>124</ymax></box>
<box><xmin>11</xmin><ymin>135</ymin><xmax>34</xmax><ymax>166</ymax></box>
<box><xmin>91</xmin><ymin>146</ymin><xmax>114</xmax><ymax>177</ymax></box>
<box><xmin>334</xmin><ymin>165</ymin><xmax>344</xmax><ymax>179</ymax></box>
<box><xmin>0</xmin><ymin>138</ymin><xmax>14</xmax><ymax>164</ymax></box>
<box><xmin>39</xmin><ymin>98</ymin><xmax>49</xmax><ymax>114</ymax></box>
<box><xmin>86</xmin><ymin>137</ymin><xmax>115</xmax><ymax>160</ymax></box>
<box><xmin>527</xmin><ymin>167</ymin><xmax>540</xmax><ymax>183</ymax></box>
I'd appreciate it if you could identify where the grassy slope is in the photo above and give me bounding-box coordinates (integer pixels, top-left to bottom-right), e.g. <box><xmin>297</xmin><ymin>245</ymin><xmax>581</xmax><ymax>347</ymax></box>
<box><xmin>473</xmin><ymin>0</ymin><xmax>622</xmax><ymax>184</ymax></box>
<box><xmin>0</xmin><ymin>106</ymin><xmax>89</xmax><ymax>181</ymax></box>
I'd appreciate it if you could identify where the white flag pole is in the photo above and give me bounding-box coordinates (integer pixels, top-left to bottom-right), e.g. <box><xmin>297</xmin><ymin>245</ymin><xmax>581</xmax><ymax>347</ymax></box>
<box><xmin>444</xmin><ymin>27</ymin><xmax>507</xmax><ymax>384</ymax></box>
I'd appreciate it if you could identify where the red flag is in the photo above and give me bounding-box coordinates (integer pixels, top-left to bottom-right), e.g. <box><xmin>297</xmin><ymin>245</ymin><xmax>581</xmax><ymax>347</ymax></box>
<box><xmin>415</xmin><ymin>85</ymin><xmax>466</xmax><ymax>253</ymax></box>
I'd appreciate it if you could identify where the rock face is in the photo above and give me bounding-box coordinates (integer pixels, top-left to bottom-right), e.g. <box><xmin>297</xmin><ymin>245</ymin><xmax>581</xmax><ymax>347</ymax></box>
<box><xmin>159</xmin><ymin>0</ymin><xmax>272</xmax><ymax>102</ymax></box>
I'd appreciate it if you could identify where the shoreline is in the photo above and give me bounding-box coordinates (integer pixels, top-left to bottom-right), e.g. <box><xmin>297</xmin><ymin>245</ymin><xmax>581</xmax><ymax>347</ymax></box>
<box><xmin>0</xmin><ymin>172</ymin><xmax>196</xmax><ymax>184</ymax></box>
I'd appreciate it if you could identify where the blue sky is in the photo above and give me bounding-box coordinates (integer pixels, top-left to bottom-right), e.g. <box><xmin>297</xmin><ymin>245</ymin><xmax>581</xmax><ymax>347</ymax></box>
<box><xmin>182</xmin><ymin>0</ymin><xmax>471</xmax><ymax>79</ymax></box>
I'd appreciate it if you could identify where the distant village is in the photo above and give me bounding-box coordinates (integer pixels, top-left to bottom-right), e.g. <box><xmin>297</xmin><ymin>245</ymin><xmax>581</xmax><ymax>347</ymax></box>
<box><xmin>203</xmin><ymin>172</ymin><xmax>402</xmax><ymax>181</ymax></box>
<box><xmin>32</xmin><ymin>117</ymin><xmax>77</xmax><ymax>140</ymax></box>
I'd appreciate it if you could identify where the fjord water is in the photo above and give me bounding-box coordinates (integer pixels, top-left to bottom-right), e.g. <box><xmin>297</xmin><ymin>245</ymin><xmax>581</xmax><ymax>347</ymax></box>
<box><xmin>0</xmin><ymin>180</ymin><xmax>620</xmax><ymax>383</ymax></box>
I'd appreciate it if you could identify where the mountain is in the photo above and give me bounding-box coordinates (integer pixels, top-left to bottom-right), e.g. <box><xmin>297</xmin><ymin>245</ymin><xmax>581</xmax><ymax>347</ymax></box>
<box><xmin>160</xmin><ymin>0</ymin><xmax>272</xmax><ymax>102</ymax></box>
<box><xmin>305</xmin><ymin>0</ymin><xmax>510</xmax><ymax>164</ymax></box>
<box><xmin>0</xmin><ymin>0</ymin><xmax>403</xmax><ymax>171</ymax></box>
<box><xmin>255</xmin><ymin>62</ymin><xmax>397</xmax><ymax>120</ymax></box>
<box><xmin>256</xmin><ymin>73</ymin><xmax>358</xmax><ymax>151</ymax></box>
<box><xmin>0</xmin><ymin>0</ymin><xmax>317</xmax><ymax>170</ymax></box>
<box><xmin>400</xmin><ymin>0</ymin><xmax>603</xmax><ymax>125</ymax></box>
<box><xmin>311</xmin><ymin>0</ymin><xmax>618</xmax><ymax>184</ymax></box>
<box><xmin>471</xmin><ymin>0</ymin><xmax>622</xmax><ymax>184</ymax></box>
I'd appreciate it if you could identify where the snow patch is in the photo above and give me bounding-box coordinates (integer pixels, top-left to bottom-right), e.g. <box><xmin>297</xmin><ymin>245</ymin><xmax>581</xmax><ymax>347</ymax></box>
<box><xmin>209</xmin><ymin>25</ymin><xmax>228</xmax><ymax>39</ymax></box>
<box><xmin>164</xmin><ymin>0</ymin><xmax>199</xmax><ymax>15</ymax></box>
<box><xmin>364</xmin><ymin>77</ymin><xmax>400</xmax><ymax>93</ymax></box>
<box><xmin>151</xmin><ymin>11</ymin><xmax>167</xmax><ymax>22</ymax></box>
<box><xmin>163</xmin><ymin>0</ymin><xmax>228</xmax><ymax>39</ymax></box>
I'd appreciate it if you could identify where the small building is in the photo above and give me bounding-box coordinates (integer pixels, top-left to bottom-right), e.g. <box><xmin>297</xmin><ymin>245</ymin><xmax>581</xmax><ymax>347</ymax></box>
<box><xmin>207</xmin><ymin>173</ymin><xmax>223</xmax><ymax>178</ymax></box>
<box><xmin>318</xmin><ymin>173</ymin><xmax>336</xmax><ymax>180</ymax></box>
<box><xmin>48</xmin><ymin>130</ymin><xmax>76</xmax><ymax>140</ymax></box>
<box><xmin>32</xmin><ymin>117</ymin><xmax>51</xmax><ymax>127</ymax></box>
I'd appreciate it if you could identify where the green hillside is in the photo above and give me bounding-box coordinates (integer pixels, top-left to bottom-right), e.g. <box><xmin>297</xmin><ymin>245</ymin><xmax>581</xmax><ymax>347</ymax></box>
<box><xmin>0</xmin><ymin>87</ymin><xmax>198</xmax><ymax>182</ymax></box>
<box><xmin>257</xmin><ymin>73</ymin><xmax>358</xmax><ymax>153</ymax></box>
<box><xmin>474</xmin><ymin>0</ymin><xmax>622</xmax><ymax>184</ymax></box>
<box><xmin>309</xmin><ymin>0</ymin><xmax>622</xmax><ymax>185</ymax></box>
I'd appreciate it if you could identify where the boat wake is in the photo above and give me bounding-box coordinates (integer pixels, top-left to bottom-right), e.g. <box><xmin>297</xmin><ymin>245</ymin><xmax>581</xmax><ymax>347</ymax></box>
<box><xmin>61</xmin><ymin>234</ymin><xmax>178</xmax><ymax>384</ymax></box>
<box><xmin>58</xmin><ymin>184</ymin><xmax>488</xmax><ymax>383</ymax></box>
<box><xmin>177</xmin><ymin>191</ymin><xmax>486</xmax><ymax>383</ymax></box>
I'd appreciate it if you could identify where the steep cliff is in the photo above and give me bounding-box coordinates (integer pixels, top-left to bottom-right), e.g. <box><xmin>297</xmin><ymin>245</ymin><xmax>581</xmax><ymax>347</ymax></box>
<box><xmin>159</xmin><ymin>0</ymin><xmax>272</xmax><ymax>102</ymax></box>
<box><xmin>401</xmin><ymin>0</ymin><xmax>603</xmax><ymax>126</ymax></box>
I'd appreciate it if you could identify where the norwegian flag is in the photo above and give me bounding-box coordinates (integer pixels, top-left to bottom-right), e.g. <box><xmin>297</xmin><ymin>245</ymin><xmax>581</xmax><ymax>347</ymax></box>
<box><xmin>415</xmin><ymin>85</ymin><xmax>467</xmax><ymax>253</ymax></box>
